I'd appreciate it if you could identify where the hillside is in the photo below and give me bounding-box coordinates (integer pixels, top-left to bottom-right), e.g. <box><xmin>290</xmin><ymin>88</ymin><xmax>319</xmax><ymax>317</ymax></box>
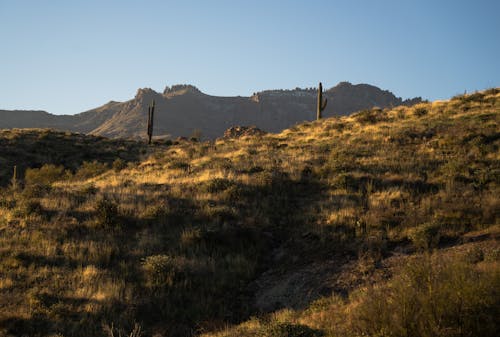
<box><xmin>0</xmin><ymin>82</ymin><xmax>421</xmax><ymax>139</ymax></box>
<box><xmin>0</xmin><ymin>129</ymin><xmax>148</xmax><ymax>187</ymax></box>
<box><xmin>0</xmin><ymin>89</ymin><xmax>498</xmax><ymax>337</ymax></box>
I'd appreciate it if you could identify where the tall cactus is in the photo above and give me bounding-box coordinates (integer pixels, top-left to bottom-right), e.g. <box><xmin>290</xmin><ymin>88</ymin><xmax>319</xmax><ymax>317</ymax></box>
<box><xmin>11</xmin><ymin>165</ymin><xmax>17</xmax><ymax>190</ymax></box>
<box><xmin>147</xmin><ymin>100</ymin><xmax>155</xmax><ymax>145</ymax></box>
<box><xmin>316</xmin><ymin>82</ymin><xmax>327</xmax><ymax>120</ymax></box>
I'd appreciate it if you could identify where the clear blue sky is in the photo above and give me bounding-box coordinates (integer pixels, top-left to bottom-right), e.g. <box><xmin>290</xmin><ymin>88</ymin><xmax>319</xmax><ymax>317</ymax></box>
<box><xmin>1</xmin><ymin>0</ymin><xmax>499</xmax><ymax>115</ymax></box>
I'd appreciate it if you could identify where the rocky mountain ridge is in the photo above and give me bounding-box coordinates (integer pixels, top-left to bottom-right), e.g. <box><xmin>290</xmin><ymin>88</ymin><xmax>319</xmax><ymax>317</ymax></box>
<box><xmin>0</xmin><ymin>82</ymin><xmax>422</xmax><ymax>139</ymax></box>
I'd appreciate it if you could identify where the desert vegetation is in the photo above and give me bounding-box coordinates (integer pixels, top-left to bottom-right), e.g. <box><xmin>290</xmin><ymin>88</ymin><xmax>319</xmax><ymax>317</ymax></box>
<box><xmin>0</xmin><ymin>89</ymin><xmax>498</xmax><ymax>336</ymax></box>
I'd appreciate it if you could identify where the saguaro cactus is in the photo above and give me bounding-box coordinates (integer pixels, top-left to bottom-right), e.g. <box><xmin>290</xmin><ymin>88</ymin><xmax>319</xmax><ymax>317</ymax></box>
<box><xmin>316</xmin><ymin>82</ymin><xmax>327</xmax><ymax>120</ymax></box>
<box><xmin>11</xmin><ymin>165</ymin><xmax>17</xmax><ymax>190</ymax></box>
<box><xmin>147</xmin><ymin>100</ymin><xmax>155</xmax><ymax>145</ymax></box>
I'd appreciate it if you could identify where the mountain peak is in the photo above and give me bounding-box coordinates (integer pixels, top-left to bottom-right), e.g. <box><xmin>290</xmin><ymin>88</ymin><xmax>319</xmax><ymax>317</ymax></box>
<box><xmin>163</xmin><ymin>84</ymin><xmax>201</xmax><ymax>96</ymax></box>
<box><xmin>134</xmin><ymin>88</ymin><xmax>162</xmax><ymax>101</ymax></box>
<box><xmin>328</xmin><ymin>81</ymin><xmax>381</xmax><ymax>92</ymax></box>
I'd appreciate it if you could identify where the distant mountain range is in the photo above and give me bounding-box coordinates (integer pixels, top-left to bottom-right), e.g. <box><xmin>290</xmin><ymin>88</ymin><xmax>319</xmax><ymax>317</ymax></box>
<box><xmin>0</xmin><ymin>82</ymin><xmax>422</xmax><ymax>139</ymax></box>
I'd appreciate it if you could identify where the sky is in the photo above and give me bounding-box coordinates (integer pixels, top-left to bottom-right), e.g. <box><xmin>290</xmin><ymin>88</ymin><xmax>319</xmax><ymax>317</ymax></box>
<box><xmin>1</xmin><ymin>0</ymin><xmax>499</xmax><ymax>115</ymax></box>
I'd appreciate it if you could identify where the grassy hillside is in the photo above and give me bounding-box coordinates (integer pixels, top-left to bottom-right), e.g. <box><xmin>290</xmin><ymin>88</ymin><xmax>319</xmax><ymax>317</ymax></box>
<box><xmin>0</xmin><ymin>129</ymin><xmax>149</xmax><ymax>187</ymax></box>
<box><xmin>0</xmin><ymin>89</ymin><xmax>498</xmax><ymax>337</ymax></box>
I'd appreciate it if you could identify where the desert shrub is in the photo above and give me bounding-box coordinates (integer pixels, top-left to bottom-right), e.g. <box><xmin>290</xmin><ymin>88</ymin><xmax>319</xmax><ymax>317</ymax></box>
<box><xmin>142</xmin><ymin>254</ymin><xmax>209</xmax><ymax>288</ymax></box>
<box><xmin>240</xmin><ymin>165</ymin><xmax>264</xmax><ymax>175</ymax></box>
<box><xmin>465</xmin><ymin>246</ymin><xmax>485</xmax><ymax>264</ymax></box>
<box><xmin>74</xmin><ymin>160</ymin><xmax>109</xmax><ymax>180</ymax></box>
<box><xmin>112</xmin><ymin>158</ymin><xmax>127</xmax><ymax>172</ymax></box>
<box><xmin>22</xmin><ymin>183</ymin><xmax>52</xmax><ymax>198</ymax></box>
<box><xmin>205</xmin><ymin>157</ymin><xmax>233</xmax><ymax>172</ymax></box>
<box><xmin>24</xmin><ymin>164</ymin><xmax>66</xmax><ymax>186</ymax></box>
<box><xmin>483</xmin><ymin>88</ymin><xmax>499</xmax><ymax>96</ymax></box>
<box><xmin>203</xmin><ymin>205</ymin><xmax>237</xmax><ymax>224</ymax></box>
<box><xmin>458</xmin><ymin>92</ymin><xmax>485</xmax><ymax>104</ymax></box>
<box><xmin>168</xmin><ymin>160</ymin><xmax>190</xmax><ymax>171</ymax></box>
<box><xmin>13</xmin><ymin>199</ymin><xmax>44</xmax><ymax>218</ymax></box>
<box><xmin>324</xmin><ymin>150</ymin><xmax>357</xmax><ymax>174</ymax></box>
<box><xmin>94</xmin><ymin>197</ymin><xmax>119</xmax><ymax>227</ymax></box>
<box><xmin>262</xmin><ymin>323</ymin><xmax>324</xmax><ymax>337</ymax></box>
<box><xmin>141</xmin><ymin>204</ymin><xmax>168</xmax><ymax>220</ymax></box>
<box><xmin>142</xmin><ymin>254</ymin><xmax>174</xmax><ymax>287</ymax></box>
<box><xmin>413</xmin><ymin>106</ymin><xmax>428</xmax><ymax>117</ymax></box>
<box><xmin>331</xmin><ymin>173</ymin><xmax>358</xmax><ymax>191</ymax></box>
<box><xmin>355</xmin><ymin>254</ymin><xmax>500</xmax><ymax>337</ymax></box>
<box><xmin>354</xmin><ymin>108</ymin><xmax>388</xmax><ymax>124</ymax></box>
<box><xmin>200</xmin><ymin>178</ymin><xmax>235</xmax><ymax>194</ymax></box>
<box><xmin>0</xmin><ymin>193</ymin><xmax>15</xmax><ymax>209</ymax></box>
<box><xmin>408</xmin><ymin>222</ymin><xmax>441</xmax><ymax>251</ymax></box>
<box><xmin>80</xmin><ymin>183</ymin><xmax>98</xmax><ymax>195</ymax></box>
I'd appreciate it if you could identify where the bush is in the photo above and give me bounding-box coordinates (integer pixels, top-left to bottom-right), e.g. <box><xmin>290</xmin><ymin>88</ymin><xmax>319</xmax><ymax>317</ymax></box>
<box><xmin>353</xmin><ymin>254</ymin><xmax>499</xmax><ymax>337</ymax></box>
<box><xmin>24</xmin><ymin>164</ymin><xmax>66</xmax><ymax>186</ymax></box>
<box><xmin>74</xmin><ymin>160</ymin><xmax>109</xmax><ymax>180</ymax></box>
<box><xmin>200</xmin><ymin>178</ymin><xmax>235</xmax><ymax>194</ymax></box>
<box><xmin>408</xmin><ymin>222</ymin><xmax>441</xmax><ymax>251</ymax></box>
<box><xmin>262</xmin><ymin>323</ymin><xmax>324</xmax><ymax>337</ymax></box>
<box><xmin>142</xmin><ymin>254</ymin><xmax>206</xmax><ymax>288</ymax></box>
<box><xmin>112</xmin><ymin>158</ymin><xmax>127</xmax><ymax>172</ymax></box>
<box><xmin>354</xmin><ymin>108</ymin><xmax>388</xmax><ymax>124</ymax></box>
<box><xmin>167</xmin><ymin>160</ymin><xmax>190</xmax><ymax>171</ymax></box>
<box><xmin>14</xmin><ymin>199</ymin><xmax>44</xmax><ymax>218</ymax></box>
<box><xmin>142</xmin><ymin>254</ymin><xmax>173</xmax><ymax>287</ymax></box>
<box><xmin>413</xmin><ymin>106</ymin><xmax>428</xmax><ymax>117</ymax></box>
<box><xmin>94</xmin><ymin>197</ymin><xmax>119</xmax><ymax>227</ymax></box>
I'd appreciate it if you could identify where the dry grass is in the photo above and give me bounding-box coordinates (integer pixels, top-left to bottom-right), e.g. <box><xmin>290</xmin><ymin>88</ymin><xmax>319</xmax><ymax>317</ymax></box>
<box><xmin>0</xmin><ymin>88</ymin><xmax>498</xmax><ymax>337</ymax></box>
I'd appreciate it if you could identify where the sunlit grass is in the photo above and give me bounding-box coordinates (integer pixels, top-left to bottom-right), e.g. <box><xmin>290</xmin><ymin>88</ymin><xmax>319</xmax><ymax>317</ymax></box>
<box><xmin>0</xmin><ymin>88</ymin><xmax>498</xmax><ymax>336</ymax></box>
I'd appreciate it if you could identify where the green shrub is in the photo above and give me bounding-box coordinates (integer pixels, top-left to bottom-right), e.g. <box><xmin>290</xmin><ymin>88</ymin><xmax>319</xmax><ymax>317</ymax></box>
<box><xmin>24</xmin><ymin>164</ymin><xmax>66</xmax><ymax>186</ymax></box>
<box><xmin>74</xmin><ymin>160</ymin><xmax>109</xmax><ymax>180</ymax></box>
<box><xmin>353</xmin><ymin>254</ymin><xmax>499</xmax><ymax>337</ymax></box>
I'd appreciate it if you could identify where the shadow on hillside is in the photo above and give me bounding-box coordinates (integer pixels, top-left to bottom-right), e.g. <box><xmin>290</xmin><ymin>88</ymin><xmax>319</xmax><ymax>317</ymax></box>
<box><xmin>0</xmin><ymin>297</ymin><xmax>127</xmax><ymax>337</ymax></box>
<box><xmin>0</xmin><ymin>130</ymin><xmax>150</xmax><ymax>187</ymax></box>
<box><xmin>128</xmin><ymin>169</ymin><xmax>330</xmax><ymax>334</ymax></box>
<box><xmin>15</xmin><ymin>252</ymin><xmax>79</xmax><ymax>269</ymax></box>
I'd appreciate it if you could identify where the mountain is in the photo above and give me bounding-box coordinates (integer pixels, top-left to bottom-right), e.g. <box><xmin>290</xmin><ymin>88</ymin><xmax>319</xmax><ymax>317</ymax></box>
<box><xmin>0</xmin><ymin>82</ymin><xmax>422</xmax><ymax>139</ymax></box>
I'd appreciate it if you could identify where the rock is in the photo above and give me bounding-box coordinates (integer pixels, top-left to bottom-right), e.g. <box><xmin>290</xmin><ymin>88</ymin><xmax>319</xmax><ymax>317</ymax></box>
<box><xmin>223</xmin><ymin>126</ymin><xmax>266</xmax><ymax>139</ymax></box>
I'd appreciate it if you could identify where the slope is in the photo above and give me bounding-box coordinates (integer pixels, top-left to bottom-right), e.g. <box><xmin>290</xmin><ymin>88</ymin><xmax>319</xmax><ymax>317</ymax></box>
<box><xmin>0</xmin><ymin>89</ymin><xmax>497</xmax><ymax>337</ymax></box>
